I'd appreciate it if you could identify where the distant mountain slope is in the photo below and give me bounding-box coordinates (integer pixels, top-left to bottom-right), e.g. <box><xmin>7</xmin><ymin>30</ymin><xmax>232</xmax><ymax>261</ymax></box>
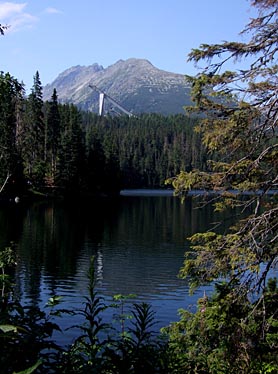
<box><xmin>43</xmin><ymin>58</ymin><xmax>191</xmax><ymax>115</ymax></box>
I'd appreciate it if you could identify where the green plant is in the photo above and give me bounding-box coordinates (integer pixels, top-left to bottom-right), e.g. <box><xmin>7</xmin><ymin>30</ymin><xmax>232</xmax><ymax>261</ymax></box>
<box><xmin>59</xmin><ymin>256</ymin><xmax>109</xmax><ymax>373</ymax></box>
<box><xmin>0</xmin><ymin>243</ymin><xmax>67</xmax><ymax>373</ymax></box>
<box><xmin>103</xmin><ymin>302</ymin><xmax>168</xmax><ymax>374</ymax></box>
<box><xmin>0</xmin><ymin>244</ymin><xmax>16</xmax><ymax>303</ymax></box>
<box><xmin>111</xmin><ymin>293</ymin><xmax>137</xmax><ymax>335</ymax></box>
<box><xmin>163</xmin><ymin>280</ymin><xmax>278</xmax><ymax>374</ymax></box>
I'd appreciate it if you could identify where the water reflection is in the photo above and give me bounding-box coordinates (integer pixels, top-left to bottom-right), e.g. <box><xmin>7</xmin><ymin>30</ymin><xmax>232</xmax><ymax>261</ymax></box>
<box><xmin>0</xmin><ymin>192</ymin><xmax>241</xmax><ymax>338</ymax></box>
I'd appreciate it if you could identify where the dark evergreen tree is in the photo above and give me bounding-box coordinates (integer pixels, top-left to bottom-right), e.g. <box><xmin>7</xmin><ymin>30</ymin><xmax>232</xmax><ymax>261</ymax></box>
<box><xmin>84</xmin><ymin>113</ymin><xmax>204</xmax><ymax>189</ymax></box>
<box><xmin>0</xmin><ymin>73</ymin><xmax>207</xmax><ymax>196</ymax></box>
<box><xmin>166</xmin><ymin>1</ymin><xmax>278</xmax><ymax>371</ymax></box>
<box><xmin>58</xmin><ymin>104</ymin><xmax>85</xmax><ymax>193</ymax></box>
<box><xmin>22</xmin><ymin>71</ymin><xmax>45</xmax><ymax>186</ymax></box>
<box><xmin>85</xmin><ymin>123</ymin><xmax>107</xmax><ymax>194</ymax></box>
<box><xmin>0</xmin><ymin>72</ymin><xmax>25</xmax><ymax>195</ymax></box>
<box><xmin>45</xmin><ymin>89</ymin><xmax>61</xmax><ymax>186</ymax></box>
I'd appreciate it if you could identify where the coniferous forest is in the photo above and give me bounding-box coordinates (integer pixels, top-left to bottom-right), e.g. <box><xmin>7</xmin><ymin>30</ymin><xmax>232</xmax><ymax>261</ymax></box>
<box><xmin>1</xmin><ymin>1</ymin><xmax>278</xmax><ymax>371</ymax></box>
<box><xmin>0</xmin><ymin>70</ymin><xmax>206</xmax><ymax>199</ymax></box>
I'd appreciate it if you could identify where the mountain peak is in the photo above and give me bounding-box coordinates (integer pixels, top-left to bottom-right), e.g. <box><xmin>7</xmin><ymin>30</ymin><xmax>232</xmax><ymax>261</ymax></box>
<box><xmin>43</xmin><ymin>58</ymin><xmax>191</xmax><ymax>114</ymax></box>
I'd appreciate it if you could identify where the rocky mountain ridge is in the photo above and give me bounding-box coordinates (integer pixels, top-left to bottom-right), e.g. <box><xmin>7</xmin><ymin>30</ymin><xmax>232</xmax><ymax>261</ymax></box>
<box><xmin>43</xmin><ymin>58</ymin><xmax>192</xmax><ymax>115</ymax></box>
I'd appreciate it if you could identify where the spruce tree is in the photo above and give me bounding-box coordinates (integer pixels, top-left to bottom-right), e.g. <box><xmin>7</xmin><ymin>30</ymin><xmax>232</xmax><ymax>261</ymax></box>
<box><xmin>58</xmin><ymin>104</ymin><xmax>85</xmax><ymax>192</ymax></box>
<box><xmin>167</xmin><ymin>0</ymin><xmax>278</xmax><ymax>294</ymax></box>
<box><xmin>23</xmin><ymin>71</ymin><xmax>45</xmax><ymax>187</ymax></box>
<box><xmin>166</xmin><ymin>1</ymin><xmax>278</xmax><ymax>370</ymax></box>
<box><xmin>45</xmin><ymin>88</ymin><xmax>61</xmax><ymax>186</ymax></box>
<box><xmin>0</xmin><ymin>72</ymin><xmax>24</xmax><ymax>194</ymax></box>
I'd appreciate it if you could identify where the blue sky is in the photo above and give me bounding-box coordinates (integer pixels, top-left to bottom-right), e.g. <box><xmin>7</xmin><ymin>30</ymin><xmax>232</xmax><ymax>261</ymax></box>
<box><xmin>0</xmin><ymin>0</ymin><xmax>256</xmax><ymax>92</ymax></box>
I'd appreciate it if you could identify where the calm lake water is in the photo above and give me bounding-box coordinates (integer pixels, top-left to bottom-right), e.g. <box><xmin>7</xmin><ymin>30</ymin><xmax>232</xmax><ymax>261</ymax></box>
<box><xmin>0</xmin><ymin>190</ymin><xmax>237</xmax><ymax>345</ymax></box>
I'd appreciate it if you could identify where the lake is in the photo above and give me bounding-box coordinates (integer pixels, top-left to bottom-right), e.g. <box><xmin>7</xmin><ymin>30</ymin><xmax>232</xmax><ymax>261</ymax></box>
<box><xmin>0</xmin><ymin>190</ymin><xmax>237</xmax><ymax>345</ymax></box>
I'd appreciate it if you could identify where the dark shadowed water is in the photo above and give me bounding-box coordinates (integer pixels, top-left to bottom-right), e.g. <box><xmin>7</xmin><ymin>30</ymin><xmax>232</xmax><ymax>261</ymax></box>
<box><xmin>0</xmin><ymin>190</ymin><xmax>239</xmax><ymax>345</ymax></box>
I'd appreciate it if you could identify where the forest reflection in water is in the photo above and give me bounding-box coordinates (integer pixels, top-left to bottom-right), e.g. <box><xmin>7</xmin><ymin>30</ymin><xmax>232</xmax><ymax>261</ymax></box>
<box><xmin>0</xmin><ymin>191</ymin><xmax>240</xmax><ymax>343</ymax></box>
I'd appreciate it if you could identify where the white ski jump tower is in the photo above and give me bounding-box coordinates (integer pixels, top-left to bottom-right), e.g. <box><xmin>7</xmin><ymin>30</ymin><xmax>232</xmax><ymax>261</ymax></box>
<box><xmin>89</xmin><ymin>84</ymin><xmax>133</xmax><ymax>117</ymax></box>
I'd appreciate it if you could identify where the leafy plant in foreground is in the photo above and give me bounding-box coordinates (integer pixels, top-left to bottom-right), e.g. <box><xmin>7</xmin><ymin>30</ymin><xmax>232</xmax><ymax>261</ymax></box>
<box><xmin>111</xmin><ymin>293</ymin><xmax>137</xmax><ymax>335</ymax></box>
<box><xmin>58</xmin><ymin>258</ymin><xmax>169</xmax><ymax>374</ymax></box>
<box><xmin>103</xmin><ymin>302</ymin><xmax>168</xmax><ymax>374</ymax></box>
<box><xmin>0</xmin><ymin>244</ymin><xmax>64</xmax><ymax>374</ymax></box>
<box><xmin>58</xmin><ymin>256</ymin><xmax>109</xmax><ymax>373</ymax></box>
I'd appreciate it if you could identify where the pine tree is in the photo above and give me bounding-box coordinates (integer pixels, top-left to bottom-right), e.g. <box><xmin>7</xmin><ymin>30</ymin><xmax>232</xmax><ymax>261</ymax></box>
<box><xmin>165</xmin><ymin>2</ymin><xmax>278</xmax><ymax>371</ymax></box>
<box><xmin>45</xmin><ymin>88</ymin><xmax>61</xmax><ymax>186</ymax></box>
<box><xmin>58</xmin><ymin>104</ymin><xmax>85</xmax><ymax>192</ymax></box>
<box><xmin>22</xmin><ymin>71</ymin><xmax>45</xmax><ymax>186</ymax></box>
<box><xmin>169</xmin><ymin>0</ymin><xmax>278</xmax><ymax>295</ymax></box>
<box><xmin>0</xmin><ymin>72</ymin><xmax>25</xmax><ymax>194</ymax></box>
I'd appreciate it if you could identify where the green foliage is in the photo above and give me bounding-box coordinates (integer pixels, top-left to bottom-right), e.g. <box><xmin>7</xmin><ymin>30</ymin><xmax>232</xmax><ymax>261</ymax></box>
<box><xmin>179</xmin><ymin>229</ymin><xmax>262</xmax><ymax>294</ymax></box>
<box><xmin>0</xmin><ymin>66</ymin><xmax>208</xmax><ymax>196</ymax></box>
<box><xmin>56</xmin><ymin>258</ymin><xmax>169</xmax><ymax>373</ymax></box>
<box><xmin>0</xmin><ymin>245</ymin><xmax>63</xmax><ymax>374</ymax></box>
<box><xmin>2</xmin><ymin>2</ymin><xmax>278</xmax><ymax>372</ymax></box>
<box><xmin>164</xmin><ymin>280</ymin><xmax>278</xmax><ymax>374</ymax></box>
<box><xmin>0</xmin><ymin>302</ymin><xmax>63</xmax><ymax>373</ymax></box>
<box><xmin>1</xmin><ymin>246</ymin><xmax>275</xmax><ymax>373</ymax></box>
<box><xmin>0</xmin><ymin>249</ymin><xmax>173</xmax><ymax>373</ymax></box>
<box><xmin>84</xmin><ymin>113</ymin><xmax>205</xmax><ymax>191</ymax></box>
<box><xmin>103</xmin><ymin>302</ymin><xmax>167</xmax><ymax>374</ymax></box>
<box><xmin>112</xmin><ymin>293</ymin><xmax>137</xmax><ymax>335</ymax></box>
<box><xmin>0</xmin><ymin>72</ymin><xmax>24</xmax><ymax>193</ymax></box>
<box><xmin>166</xmin><ymin>1</ymin><xmax>278</xmax><ymax>372</ymax></box>
<box><xmin>59</xmin><ymin>257</ymin><xmax>108</xmax><ymax>373</ymax></box>
<box><xmin>0</xmin><ymin>244</ymin><xmax>16</xmax><ymax>303</ymax></box>
<box><xmin>57</xmin><ymin>104</ymin><xmax>85</xmax><ymax>192</ymax></box>
<box><xmin>169</xmin><ymin>0</ymin><xmax>278</xmax><ymax>298</ymax></box>
<box><xmin>22</xmin><ymin>71</ymin><xmax>46</xmax><ymax>185</ymax></box>
<box><xmin>14</xmin><ymin>360</ymin><xmax>42</xmax><ymax>374</ymax></box>
<box><xmin>45</xmin><ymin>88</ymin><xmax>61</xmax><ymax>186</ymax></box>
